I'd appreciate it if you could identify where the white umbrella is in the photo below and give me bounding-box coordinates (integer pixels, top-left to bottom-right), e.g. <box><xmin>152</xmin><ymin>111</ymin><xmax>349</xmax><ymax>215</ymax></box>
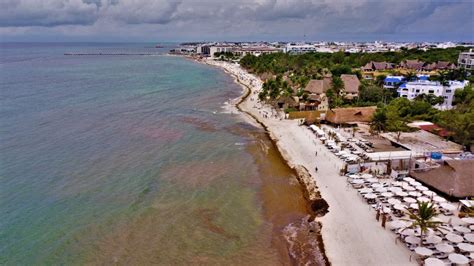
<box><xmin>453</xmin><ymin>225</ymin><xmax>471</xmax><ymax>234</ymax></box>
<box><xmin>408</xmin><ymin>191</ymin><xmax>422</xmax><ymax>197</ymax></box>
<box><xmin>361</xmin><ymin>173</ymin><xmax>373</xmax><ymax>179</ymax></box>
<box><xmin>404</xmin><ymin>197</ymin><xmax>417</xmax><ymax>203</ymax></box>
<box><xmin>439</xmin><ymin>203</ymin><xmax>456</xmax><ymax>211</ymax></box>
<box><xmin>403</xmin><ymin>185</ymin><xmax>416</xmax><ymax>191</ymax></box>
<box><xmin>425</xmin><ymin>235</ymin><xmax>442</xmax><ymax>244</ymax></box>
<box><xmin>446</xmin><ymin>233</ymin><xmax>464</xmax><ymax>243</ymax></box>
<box><xmin>366</xmin><ymin>178</ymin><xmax>379</xmax><ymax>183</ymax></box>
<box><xmin>401</xmin><ymin>228</ymin><xmax>416</xmax><ymax>236</ymax></box>
<box><xmin>432</xmin><ymin>196</ymin><xmax>446</xmax><ymax>203</ymax></box>
<box><xmin>351</xmin><ymin>179</ymin><xmax>364</xmax><ymax>184</ymax></box>
<box><xmin>424</xmin><ymin>257</ymin><xmax>444</xmax><ymax>266</ymax></box>
<box><xmin>388</xmin><ymin>198</ymin><xmax>401</xmax><ymax>205</ymax></box>
<box><xmin>364</xmin><ymin>193</ymin><xmax>377</xmax><ymax>199</ymax></box>
<box><xmin>416</xmin><ymin>186</ymin><xmax>428</xmax><ymax>191</ymax></box>
<box><xmin>349</xmin><ymin>174</ymin><xmax>360</xmax><ymax>179</ymax></box>
<box><xmin>415</xmin><ymin>247</ymin><xmax>433</xmax><ymax>256</ymax></box>
<box><xmin>423</xmin><ymin>191</ymin><xmax>437</xmax><ymax>197</ymax></box>
<box><xmin>359</xmin><ymin>187</ymin><xmax>373</xmax><ymax>194</ymax></box>
<box><xmin>371</xmin><ymin>183</ymin><xmax>383</xmax><ymax>188</ymax></box>
<box><xmin>392</xmin><ymin>181</ymin><xmax>403</xmax><ymax>187</ymax></box>
<box><xmin>381</xmin><ymin>192</ymin><xmax>394</xmax><ymax>198</ymax></box>
<box><xmin>409</xmin><ymin>203</ymin><xmax>419</xmax><ymax>209</ymax></box>
<box><xmin>409</xmin><ymin>181</ymin><xmax>422</xmax><ymax>187</ymax></box>
<box><xmin>394</xmin><ymin>204</ymin><xmax>406</xmax><ymax>211</ymax></box>
<box><xmin>448</xmin><ymin>253</ymin><xmax>469</xmax><ymax>265</ymax></box>
<box><xmin>461</xmin><ymin>217</ymin><xmax>474</xmax><ymax>225</ymax></box>
<box><xmin>405</xmin><ymin>235</ymin><xmax>420</xmax><ymax>244</ymax></box>
<box><xmin>417</xmin><ymin>196</ymin><xmax>431</xmax><ymax>202</ymax></box>
<box><xmin>403</xmin><ymin>177</ymin><xmax>415</xmax><ymax>182</ymax></box>
<box><xmin>396</xmin><ymin>191</ymin><xmax>409</xmax><ymax>197</ymax></box>
<box><xmin>375</xmin><ymin>187</ymin><xmax>388</xmax><ymax>193</ymax></box>
<box><xmin>458</xmin><ymin>243</ymin><xmax>474</xmax><ymax>252</ymax></box>
<box><xmin>435</xmin><ymin>243</ymin><xmax>454</xmax><ymax>253</ymax></box>
<box><xmin>389</xmin><ymin>220</ymin><xmax>408</xmax><ymax>229</ymax></box>
<box><xmin>389</xmin><ymin>187</ymin><xmax>402</xmax><ymax>192</ymax></box>
<box><xmin>470</xmin><ymin>253</ymin><xmax>474</xmax><ymax>260</ymax></box>
<box><xmin>382</xmin><ymin>207</ymin><xmax>392</xmax><ymax>214</ymax></box>
<box><xmin>464</xmin><ymin>233</ymin><xmax>474</xmax><ymax>243</ymax></box>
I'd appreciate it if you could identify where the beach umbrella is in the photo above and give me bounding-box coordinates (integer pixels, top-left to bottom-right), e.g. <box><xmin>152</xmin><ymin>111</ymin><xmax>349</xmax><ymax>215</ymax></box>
<box><xmin>415</xmin><ymin>247</ymin><xmax>433</xmax><ymax>257</ymax></box>
<box><xmin>409</xmin><ymin>181</ymin><xmax>422</xmax><ymax>187</ymax></box>
<box><xmin>388</xmin><ymin>198</ymin><xmax>401</xmax><ymax>205</ymax></box>
<box><xmin>394</xmin><ymin>204</ymin><xmax>406</xmax><ymax>211</ymax></box>
<box><xmin>446</xmin><ymin>233</ymin><xmax>464</xmax><ymax>243</ymax></box>
<box><xmin>361</xmin><ymin>173</ymin><xmax>372</xmax><ymax>179</ymax></box>
<box><xmin>349</xmin><ymin>174</ymin><xmax>360</xmax><ymax>179</ymax></box>
<box><xmin>458</xmin><ymin>243</ymin><xmax>474</xmax><ymax>252</ymax></box>
<box><xmin>358</xmin><ymin>188</ymin><xmax>372</xmax><ymax>194</ymax></box>
<box><xmin>432</xmin><ymin>196</ymin><xmax>446</xmax><ymax>203</ymax></box>
<box><xmin>401</xmin><ymin>228</ymin><xmax>416</xmax><ymax>236</ymax></box>
<box><xmin>464</xmin><ymin>233</ymin><xmax>474</xmax><ymax>243</ymax></box>
<box><xmin>403</xmin><ymin>177</ymin><xmax>415</xmax><ymax>182</ymax></box>
<box><xmin>389</xmin><ymin>187</ymin><xmax>402</xmax><ymax>192</ymax></box>
<box><xmin>470</xmin><ymin>253</ymin><xmax>474</xmax><ymax>260</ymax></box>
<box><xmin>423</xmin><ymin>191</ymin><xmax>437</xmax><ymax>197</ymax></box>
<box><xmin>392</xmin><ymin>181</ymin><xmax>403</xmax><ymax>187</ymax></box>
<box><xmin>381</xmin><ymin>192</ymin><xmax>394</xmax><ymax>198</ymax></box>
<box><xmin>364</xmin><ymin>193</ymin><xmax>377</xmax><ymax>199</ymax></box>
<box><xmin>351</xmin><ymin>179</ymin><xmax>364</xmax><ymax>184</ymax></box>
<box><xmin>403</xmin><ymin>197</ymin><xmax>417</xmax><ymax>203</ymax></box>
<box><xmin>416</xmin><ymin>186</ymin><xmax>428</xmax><ymax>191</ymax></box>
<box><xmin>409</xmin><ymin>191</ymin><xmax>422</xmax><ymax>197</ymax></box>
<box><xmin>448</xmin><ymin>253</ymin><xmax>469</xmax><ymax>265</ymax></box>
<box><xmin>461</xmin><ymin>217</ymin><xmax>474</xmax><ymax>225</ymax></box>
<box><xmin>389</xmin><ymin>220</ymin><xmax>408</xmax><ymax>229</ymax></box>
<box><xmin>417</xmin><ymin>196</ymin><xmax>431</xmax><ymax>202</ymax></box>
<box><xmin>375</xmin><ymin>187</ymin><xmax>388</xmax><ymax>193</ymax></box>
<box><xmin>454</xmin><ymin>225</ymin><xmax>471</xmax><ymax>234</ymax></box>
<box><xmin>403</xmin><ymin>186</ymin><xmax>416</xmax><ymax>191</ymax></box>
<box><xmin>424</xmin><ymin>257</ymin><xmax>444</xmax><ymax>266</ymax></box>
<box><xmin>382</xmin><ymin>207</ymin><xmax>392</xmax><ymax>214</ymax></box>
<box><xmin>405</xmin><ymin>235</ymin><xmax>420</xmax><ymax>244</ymax></box>
<box><xmin>367</xmin><ymin>178</ymin><xmax>379</xmax><ymax>183</ymax></box>
<box><xmin>396</xmin><ymin>191</ymin><xmax>409</xmax><ymax>197</ymax></box>
<box><xmin>436</xmin><ymin>243</ymin><xmax>454</xmax><ymax>253</ymax></box>
<box><xmin>425</xmin><ymin>235</ymin><xmax>442</xmax><ymax>244</ymax></box>
<box><xmin>409</xmin><ymin>203</ymin><xmax>419</xmax><ymax>210</ymax></box>
<box><xmin>439</xmin><ymin>203</ymin><xmax>456</xmax><ymax>211</ymax></box>
<box><xmin>371</xmin><ymin>183</ymin><xmax>383</xmax><ymax>188</ymax></box>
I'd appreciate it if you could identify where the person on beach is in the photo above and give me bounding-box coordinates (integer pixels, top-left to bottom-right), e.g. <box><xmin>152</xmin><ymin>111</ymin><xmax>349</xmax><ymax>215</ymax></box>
<box><xmin>376</xmin><ymin>205</ymin><xmax>381</xmax><ymax>221</ymax></box>
<box><xmin>381</xmin><ymin>213</ymin><xmax>387</xmax><ymax>228</ymax></box>
<box><xmin>315</xmin><ymin>166</ymin><xmax>318</xmax><ymax>172</ymax></box>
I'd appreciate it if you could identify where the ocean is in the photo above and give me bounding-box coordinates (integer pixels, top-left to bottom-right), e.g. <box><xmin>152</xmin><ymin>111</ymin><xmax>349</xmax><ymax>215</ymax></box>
<box><xmin>0</xmin><ymin>43</ymin><xmax>323</xmax><ymax>265</ymax></box>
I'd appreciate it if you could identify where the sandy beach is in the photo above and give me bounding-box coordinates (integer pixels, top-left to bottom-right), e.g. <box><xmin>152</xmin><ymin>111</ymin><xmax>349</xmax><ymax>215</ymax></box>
<box><xmin>203</xmin><ymin>59</ymin><xmax>416</xmax><ymax>265</ymax></box>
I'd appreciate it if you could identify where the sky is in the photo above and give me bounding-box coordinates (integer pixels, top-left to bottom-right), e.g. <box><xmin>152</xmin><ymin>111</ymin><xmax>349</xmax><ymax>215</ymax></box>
<box><xmin>0</xmin><ymin>0</ymin><xmax>473</xmax><ymax>42</ymax></box>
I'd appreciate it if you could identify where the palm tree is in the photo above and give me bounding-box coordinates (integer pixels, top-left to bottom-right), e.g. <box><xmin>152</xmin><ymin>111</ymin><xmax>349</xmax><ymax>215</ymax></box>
<box><xmin>404</xmin><ymin>201</ymin><xmax>443</xmax><ymax>246</ymax></box>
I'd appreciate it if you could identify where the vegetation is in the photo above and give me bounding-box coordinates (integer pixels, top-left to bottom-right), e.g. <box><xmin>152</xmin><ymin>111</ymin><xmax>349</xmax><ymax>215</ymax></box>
<box><xmin>436</xmin><ymin>85</ymin><xmax>474</xmax><ymax>148</ymax></box>
<box><xmin>404</xmin><ymin>201</ymin><xmax>443</xmax><ymax>246</ymax></box>
<box><xmin>239</xmin><ymin>47</ymin><xmax>474</xmax><ymax>149</ymax></box>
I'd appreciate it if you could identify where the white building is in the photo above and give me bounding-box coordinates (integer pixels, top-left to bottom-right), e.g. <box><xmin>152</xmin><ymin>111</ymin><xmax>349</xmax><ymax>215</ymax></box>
<box><xmin>458</xmin><ymin>49</ymin><xmax>474</xmax><ymax>70</ymax></box>
<box><xmin>284</xmin><ymin>43</ymin><xmax>317</xmax><ymax>54</ymax></box>
<box><xmin>398</xmin><ymin>80</ymin><xmax>469</xmax><ymax>110</ymax></box>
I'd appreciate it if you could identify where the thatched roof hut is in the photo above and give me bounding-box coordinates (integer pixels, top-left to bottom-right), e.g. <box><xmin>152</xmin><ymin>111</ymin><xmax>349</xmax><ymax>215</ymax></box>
<box><xmin>325</xmin><ymin>106</ymin><xmax>376</xmax><ymax>124</ymax></box>
<box><xmin>410</xmin><ymin>160</ymin><xmax>474</xmax><ymax>198</ymax></box>
<box><xmin>303</xmin><ymin>77</ymin><xmax>332</xmax><ymax>95</ymax></box>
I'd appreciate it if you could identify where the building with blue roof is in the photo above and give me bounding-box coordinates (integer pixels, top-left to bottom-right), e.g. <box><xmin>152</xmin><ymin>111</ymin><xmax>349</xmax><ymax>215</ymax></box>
<box><xmin>383</xmin><ymin>76</ymin><xmax>405</xmax><ymax>88</ymax></box>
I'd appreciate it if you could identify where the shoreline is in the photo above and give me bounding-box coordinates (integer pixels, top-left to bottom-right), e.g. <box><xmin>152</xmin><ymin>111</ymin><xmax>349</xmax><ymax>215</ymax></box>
<box><xmin>198</xmin><ymin>58</ymin><xmax>330</xmax><ymax>264</ymax></box>
<box><xmin>187</xmin><ymin>56</ymin><xmax>415</xmax><ymax>265</ymax></box>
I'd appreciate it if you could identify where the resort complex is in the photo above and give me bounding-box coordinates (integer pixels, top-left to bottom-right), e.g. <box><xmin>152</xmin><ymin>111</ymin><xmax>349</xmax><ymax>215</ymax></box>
<box><xmin>177</xmin><ymin>42</ymin><xmax>474</xmax><ymax>265</ymax></box>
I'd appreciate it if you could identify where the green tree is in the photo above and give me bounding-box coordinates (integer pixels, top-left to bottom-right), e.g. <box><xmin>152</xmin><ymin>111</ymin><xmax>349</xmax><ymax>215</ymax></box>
<box><xmin>403</xmin><ymin>201</ymin><xmax>443</xmax><ymax>246</ymax></box>
<box><xmin>370</xmin><ymin>107</ymin><xmax>387</xmax><ymax>134</ymax></box>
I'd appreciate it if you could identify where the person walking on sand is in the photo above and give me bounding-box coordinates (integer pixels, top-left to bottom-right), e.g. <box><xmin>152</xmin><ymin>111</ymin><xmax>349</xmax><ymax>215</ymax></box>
<box><xmin>315</xmin><ymin>151</ymin><xmax>317</xmax><ymax>156</ymax></box>
<box><xmin>376</xmin><ymin>205</ymin><xmax>381</xmax><ymax>221</ymax></box>
<box><xmin>381</xmin><ymin>213</ymin><xmax>387</xmax><ymax>228</ymax></box>
<box><xmin>315</xmin><ymin>166</ymin><xmax>318</xmax><ymax>172</ymax></box>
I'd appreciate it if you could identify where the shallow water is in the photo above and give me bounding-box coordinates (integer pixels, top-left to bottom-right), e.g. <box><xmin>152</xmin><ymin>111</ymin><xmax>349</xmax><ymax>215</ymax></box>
<box><xmin>0</xmin><ymin>43</ymin><xmax>323</xmax><ymax>265</ymax></box>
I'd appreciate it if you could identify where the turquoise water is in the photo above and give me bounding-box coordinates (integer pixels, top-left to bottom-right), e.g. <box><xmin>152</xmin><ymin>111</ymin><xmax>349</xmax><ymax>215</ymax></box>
<box><xmin>0</xmin><ymin>43</ymin><xmax>313</xmax><ymax>265</ymax></box>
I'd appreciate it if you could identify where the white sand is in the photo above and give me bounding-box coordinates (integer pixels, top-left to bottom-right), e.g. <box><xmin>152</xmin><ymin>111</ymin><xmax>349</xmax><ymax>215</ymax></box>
<box><xmin>204</xmin><ymin>59</ymin><xmax>416</xmax><ymax>265</ymax></box>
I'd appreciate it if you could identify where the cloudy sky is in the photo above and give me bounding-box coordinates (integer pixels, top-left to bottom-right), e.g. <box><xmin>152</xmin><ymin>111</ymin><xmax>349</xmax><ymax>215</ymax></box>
<box><xmin>1</xmin><ymin>0</ymin><xmax>473</xmax><ymax>42</ymax></box>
